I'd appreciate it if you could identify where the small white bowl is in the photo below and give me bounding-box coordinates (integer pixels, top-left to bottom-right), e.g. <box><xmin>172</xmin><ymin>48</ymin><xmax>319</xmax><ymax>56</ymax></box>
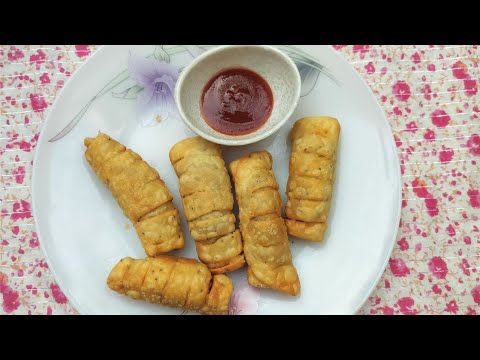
<box><xmin>175</xmin><ymin>45</ymin><xmax>301</xmax><ymax>146</ymax></box>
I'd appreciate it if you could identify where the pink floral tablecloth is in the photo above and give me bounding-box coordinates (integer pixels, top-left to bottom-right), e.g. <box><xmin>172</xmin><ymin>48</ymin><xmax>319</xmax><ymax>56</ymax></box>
<box><xmin>1</xmin><ymin>45</ymin><xmax>479</xmax><ymax>315</ymax></box>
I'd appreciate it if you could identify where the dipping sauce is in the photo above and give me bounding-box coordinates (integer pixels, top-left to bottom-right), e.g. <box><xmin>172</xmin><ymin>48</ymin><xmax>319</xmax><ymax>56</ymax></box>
<box><xmin>200</xmin><ymin>68</ymin><xmax>273</xmax><ymax>136</ymax></box>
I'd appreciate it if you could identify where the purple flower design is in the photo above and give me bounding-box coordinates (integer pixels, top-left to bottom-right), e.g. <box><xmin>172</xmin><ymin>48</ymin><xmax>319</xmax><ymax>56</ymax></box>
<box><xmin>128</xmin><ymin>54</ymin><xmax>179</xmax><ymax>127</ymax></box>
<box><xmin>229</xmin><ymin>279</ymin><xmax>260</xmax><ymax>315</ymax></box>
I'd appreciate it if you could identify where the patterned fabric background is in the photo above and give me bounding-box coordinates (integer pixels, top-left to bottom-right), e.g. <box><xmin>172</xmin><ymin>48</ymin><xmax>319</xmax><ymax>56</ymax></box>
<box><xmin>0</xmin><ymin>45</ymin><xmax>479</xmax><ymax>315</ymax></box>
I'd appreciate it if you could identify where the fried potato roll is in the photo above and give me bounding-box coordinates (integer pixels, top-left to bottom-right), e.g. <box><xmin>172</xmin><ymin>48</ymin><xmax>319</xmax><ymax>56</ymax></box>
<box><xmin>84</xmin><ymin>133</ymin><xmax>184</xmax><ymax>255</ymax></box>
<box><xmin>169</xmin><ymin>137</ymin><xmax>245</xmax><ymax>274</ymax></box>
<box><xmin>285</xmin><ymin>117</ymin><xmax>340</xmax><ymax>241</ymax></box>
<box><xmin>107</xmin><ymin>256</ymin><xmax>233</xmax><ymax>315</ymax></box>
<box><xmin>230</xmin><ymin>151</ymin><xmax>300</xmax><ymax>296</ymax></box>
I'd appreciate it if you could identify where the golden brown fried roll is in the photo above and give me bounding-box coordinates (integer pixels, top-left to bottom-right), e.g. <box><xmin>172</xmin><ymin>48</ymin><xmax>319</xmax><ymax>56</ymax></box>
<box><xmin>169</xmin><ymin>137</ymin><xmax>245</xmax><ymax>274</ymax></box>
<box><xmin>84</xmin><ymin>133</ymin><xmax>184</xmax><ymax>255</ymax></box>
<box><xmin>230</xmin><ymin>151</ymin><xmax>300</xmax><ymax>296</ymax></box>
<box><xmin>285</xmin><ymin>116</ymin><xmax>340</xmax><ymax>241</ymax></box>
<box><xmin>107</xmin><ymin>256</ymin><xmax>233</xmax><ymax>315</ymax></box>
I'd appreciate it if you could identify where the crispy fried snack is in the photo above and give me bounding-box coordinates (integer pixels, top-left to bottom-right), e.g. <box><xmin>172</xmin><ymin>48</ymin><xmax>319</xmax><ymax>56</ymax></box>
<box><xmin>84</xmin><ymin>133</ymin><xmax>184</xmax><ymax>255</ymax></box>
<box><xmin>169</xmin><ymin>137</ymin><xmax>245</xmax><ymax>274</ymax></box>
<box><xmin>107</xmin><ymin>256</ymin><xmax>233</xmax><ymax>315</ymax></box>
<box><xmin>285</xmin><ymin>117</ymin><xmax>340</xmax><ymax>241</ymax></box>
<box><xmin>229</xmin><ymin>151</ymin><xmax>300</xmax><ymax>296</ymax></box>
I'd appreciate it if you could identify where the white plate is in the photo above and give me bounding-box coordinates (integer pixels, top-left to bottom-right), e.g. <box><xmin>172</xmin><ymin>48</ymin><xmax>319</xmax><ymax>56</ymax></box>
<box><xmin>32</xmin><ymin>45</ymin><xmax>401</xmax><ymax>315</ymax></box>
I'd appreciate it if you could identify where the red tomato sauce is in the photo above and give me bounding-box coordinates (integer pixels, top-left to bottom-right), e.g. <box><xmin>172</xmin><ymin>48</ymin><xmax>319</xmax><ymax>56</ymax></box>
<box><xmin>200</xmin><ymin>68</ymin><xmax>273</xmax><ymax>136</ymax></box>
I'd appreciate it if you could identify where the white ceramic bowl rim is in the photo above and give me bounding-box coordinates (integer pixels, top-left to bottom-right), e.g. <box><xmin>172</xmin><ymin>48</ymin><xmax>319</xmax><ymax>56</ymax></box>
<box><xmin>174</xmin><ymin>45</ymin><xmax>301</xmax><ymax>146</ymax></box>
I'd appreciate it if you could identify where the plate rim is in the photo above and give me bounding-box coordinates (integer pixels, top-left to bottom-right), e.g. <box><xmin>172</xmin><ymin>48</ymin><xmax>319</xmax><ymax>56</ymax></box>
<box><xmin>31</xmin><ymin>45</ymin><xmax>402</xmax><ymax>315</ymax></box>
<box><xmin>31</xmin><ymin>45</ymin><xmax>109</xmax><ymax>315</ymax></box>
<box><xmin>321</xmin><ymin>47</ymin><xmax>402</xmax><ymax>313</ymax></box>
